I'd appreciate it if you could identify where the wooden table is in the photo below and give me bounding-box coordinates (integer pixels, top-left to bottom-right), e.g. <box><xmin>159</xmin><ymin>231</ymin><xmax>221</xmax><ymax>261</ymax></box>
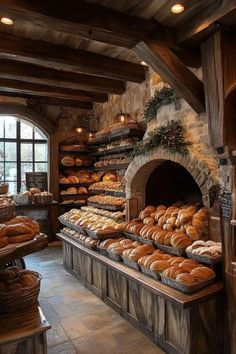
<box><xmin>0</xmin><ymin>305</ymin><xmax>51</xmax><ymax>354</ymax></box>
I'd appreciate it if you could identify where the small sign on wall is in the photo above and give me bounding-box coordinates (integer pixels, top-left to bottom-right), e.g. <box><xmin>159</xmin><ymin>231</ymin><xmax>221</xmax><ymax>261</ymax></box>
<box><xmin>26</xmin><ymin>172</ymin><xmax>48</xmax><ymax>191</ymax></box>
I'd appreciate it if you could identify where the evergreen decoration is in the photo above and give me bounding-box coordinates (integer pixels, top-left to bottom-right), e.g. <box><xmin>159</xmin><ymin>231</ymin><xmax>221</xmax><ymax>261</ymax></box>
<box><xmin>131</xmin><ymin>120</ymin><xmax>190</xmax><ymax>158</ymax></box>
<box><xmin>143</xmin><ymin>87</ymin><xmax>179</xmax><ymax>122</ymax></box>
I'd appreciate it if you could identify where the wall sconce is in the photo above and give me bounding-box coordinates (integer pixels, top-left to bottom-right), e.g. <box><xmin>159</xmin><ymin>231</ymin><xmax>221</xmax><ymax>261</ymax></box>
<box><xmin>75</xmin><ymin>127</ymin><xmax>83</xmax><ymax>133</ymax></box>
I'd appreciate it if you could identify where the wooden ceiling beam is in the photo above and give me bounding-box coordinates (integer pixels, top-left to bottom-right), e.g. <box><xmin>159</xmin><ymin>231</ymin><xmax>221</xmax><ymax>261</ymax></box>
<box><xmin>0</xmin><ymin>91</ymin><xmax>93</xmax><ymax>109</ymax></box>
<box><xmin>0</xmin><ymin>59</ymin><xmax>126</xmax><ymax>95</ymax></box>
<box><xmin>134</xmin><ymin>41</ymin><xmax>205</xmax><ymax>114</ymax></box>
<box><xmin>0</xmin><ymin>0</ymin><xmax>173</xmax><ymax>48</ymax></box>
<box><xmin>0</xmin><ymin>78</ymin><xmax>108</xmax><ymax>102</ymax></box>
<box><xmin>0</xmin><ymin>33</ymin><xmax>146</xmax><ymax>83</ymax></box>
<box><xmin>178</xmin><ymin>0</ymin><xmax>236</xmax><ymax>43</ymax></box>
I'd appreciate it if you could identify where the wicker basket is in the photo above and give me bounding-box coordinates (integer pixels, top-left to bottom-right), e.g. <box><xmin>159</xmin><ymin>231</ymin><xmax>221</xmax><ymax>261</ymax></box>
<box><xmin>140</xmin><ymin>266</ymin><xmax>161</xmax><ymax>280</ymax></box>
<box><xmin>34</xmin><ymin>193</ymin><xmax>53</xmax><ymax>205</ymax></box>
<box><xmin>138</xmin><ymin>236</ymin><xmax>154</xmax><ymax>246</ymax></box>
<box><xmin>13</xmin><ymin>194</ymin><xmax>33</xmax><ymax>205</ymax></box>
<box><xmin>107</xmin><ymin>249</ymin><xmax>122</xmax><ymax>262</ymax></box>
<box><xmin>0</xmin><ymin>204</ymin><xmax>15</xmax><ymax>219</ymax></box>
<box><xmin>0</xmin><ymin>183</ymin><xmax>9</xmax><ymax>194</ymax></box>
<box><xmin>124</xmin><ymin>232</ymin><xmax>139</xmax><ymax>241</ymax></box>
<box><xmin>186</xmin><ymin>250</ymin><xmax>222</xmax><ymax>266</ymax></box>
<box><xmin>0</xmin><ymin>271</ymin><xmax>42</xmax><ymax>314</ymax></box>
<box><xmin>154</xmin><ymin>242</ymin><xmax>186</xmax><ymax>256</ymax></box>
<box><xmin>160</xmin><ymin>274</ymin><xmax>215</xmax><ymax>294</ymax></box>
<box><xmin>122</xmin><ymin>256</ymin><xmax>140</xmax><ymax>271</ymax></box>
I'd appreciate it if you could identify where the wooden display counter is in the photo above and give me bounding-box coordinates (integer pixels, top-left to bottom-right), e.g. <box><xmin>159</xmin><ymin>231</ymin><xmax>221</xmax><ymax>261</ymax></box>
<box><xmin>58</xmin><ymin>233</ymin><xmax>224</xmax><ymax>354</ymax></box>
<box><xmin>0</xmin><ymin>305</ymin><xmax>51</xmax><ymax>354</ymax></box>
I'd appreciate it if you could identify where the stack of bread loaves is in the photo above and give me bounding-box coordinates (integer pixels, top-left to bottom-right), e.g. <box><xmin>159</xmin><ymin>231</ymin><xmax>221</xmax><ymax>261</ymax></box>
<box><xmin>0</xmin><ymin>216</ymin><xmax>40</xmax><ymax>248</ymax></box>
<box><xmin>0</xmin><ymin>267</ymin><xmax>39</xmax><ymax>291</ymax></box>
<box><xmin>121</xmin><ymin>203</ymin><xmax>208</xmax><ymax>250</ymax></box>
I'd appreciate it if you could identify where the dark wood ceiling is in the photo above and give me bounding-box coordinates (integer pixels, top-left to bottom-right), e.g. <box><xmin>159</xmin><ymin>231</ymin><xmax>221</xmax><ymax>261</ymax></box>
<box><xmin>0</xmin><ymin>0</ymin><xmax>234</xmax><ymax>110</ymax></box>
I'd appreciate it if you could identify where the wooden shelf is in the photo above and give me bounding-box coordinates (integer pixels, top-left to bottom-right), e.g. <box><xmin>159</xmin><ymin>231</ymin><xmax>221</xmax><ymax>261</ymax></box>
<box><xmin>59</xmin><ymin>182</ymin><xmax>93</xmax><ymax>188</ymax></box>
<box><xmin>93</xmin><ymin>164</ymin><xmax>129</xmax><ymax>171</ymax></box>
<box><xmin>57</xmin><ymin>233</ymin><xmax>224</xmax><ymax>308</ymax></box>
<box><xmin>0</xmin><ymin>305</ymin><xmax>50</xmax><ymax>345</ymax></box>
<box><xmin>89</xmin><ymin>145</ymin><xmax>135</xmax><ymax>157</ymax></box>
<box><xmin>87</xmin><ymin>201</ymin><xmax>125</xmax><ymax>211</ymax></box>
<box><xmin>0</xmin><ymin>233</ymin><xmax>48</xmax><ymax>266</ymax></box>
<box><xmin>88</xmin><ymin>128</ymin><xmax>143</xmax><ymax>146</ymax></box>
<box><xmin>90</xmin><ymin>190</ymin><xmax>126</xmax><ymax>197</ymax></box>
<box><xmin>60</xmin><ymin>203</ymin><xmax>86</xmax><ymax>208</ymax></box>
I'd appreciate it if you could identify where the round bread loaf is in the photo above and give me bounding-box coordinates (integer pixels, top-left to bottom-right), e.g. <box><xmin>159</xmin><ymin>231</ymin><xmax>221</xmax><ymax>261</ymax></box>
<box><xmin>144</xmin><ymin>206</ymin><xmax>156</xmax><ymax>213</ymax></box>
<box><xmin>18</xmin><ymin>274</ymin><xmax>37</xmax><ymax>287</ymax></box>
<box><xmin>186</xmin><ymin>226</ymin><xmax>199</xmax><ymax>240</ymax></box>
<box><xmin>61</xmin><ymin>156</ymin><xmax>75</xmax><ymax>167</ymax></box>
<box><xmin>143</xmin><ymin>217</ymin><xmax>155</xmax><ymax>225</ymax></box>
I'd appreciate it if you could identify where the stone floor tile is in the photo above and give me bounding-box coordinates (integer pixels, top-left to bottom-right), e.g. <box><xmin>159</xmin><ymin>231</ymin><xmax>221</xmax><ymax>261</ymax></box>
<box><xmin>48</xmin><ymin>341</ymin><xmax>77</xmax><ymax>354</ymax></box>
<box><xmin>59</xmin><ymin>315</ymin><xmax>90</xmax><ymax>340</ymax></box>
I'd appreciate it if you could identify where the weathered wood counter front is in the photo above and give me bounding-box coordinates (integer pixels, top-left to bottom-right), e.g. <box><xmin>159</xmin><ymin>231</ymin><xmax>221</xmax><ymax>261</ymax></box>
<box><xmin>58</xmin><ymin>233</ymin><xmax>224</xmax><ymax>354</ymax></box>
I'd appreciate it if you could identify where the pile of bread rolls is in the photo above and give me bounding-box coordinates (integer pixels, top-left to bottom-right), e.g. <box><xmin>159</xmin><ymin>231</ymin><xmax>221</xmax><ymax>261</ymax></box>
<box><xmin>0</xmin><ymin>196</ymin><xmax>14</xmax><ymax>208</ymax></box>
<box><xmin>62</xmin><ymin>227</ymin><xmax>99</xmax><ymax>249</ymax></box>
<box><xmin>98</xmin><ymin>138</ymin><xmax>137</xmax><ymax>152</ymax></box>
<box><xmin>121</xmin><ymin>203</ymin><xmax>208</xmax><ymax>250</ymax></box>
<box><xmin>100</xmin><ymin>238</ymin><xmax>141</xmax><ymax>256</ymax></box>
<box><xmin>0</xmin><ymin>216</ymin><xmax>40</xmax><ymax>248</ymax></box>
<box><xmin>61</xmin><ymin>156</ymin><xmax>93</xmax><ymax>167</ymax></box>
<box><xmin>81</xmin><ymin>206</ymin><xmax>125</xmax><ymax>222</ymax></box>
<box><xmin>0</xmin><ymin>267</ymin><xmax>39</xmax><ymax>291</ymax></box>
<box><xmin>89</xmin><ymin>181</ymin><xmax>123</xmax><ymax>193</ymax></box>
<box><xmin>186</xmin><ymin>240</ymin><xmax>222</xmax><ymax>258</ymax></box>
<box><xmin>88</xmin><ymin>195</ymin><xmax>126</xmax><ymax>208</ymax></box>
<box><xmin>59</xmin><ymin>171</ymin><xmax>102</xmax><ymax>184</ymax></box>
<box><xmin>60</xmin><ymin>187</ymin><xmax>88</xmax><ymax>195</ymax></box>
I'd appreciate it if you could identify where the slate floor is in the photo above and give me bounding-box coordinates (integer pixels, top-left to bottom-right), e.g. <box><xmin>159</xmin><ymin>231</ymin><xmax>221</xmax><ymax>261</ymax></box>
<box><xmin>25</xmin><ymin>242</ymin><xmax>165</xmax><ymax>354</ymax></box>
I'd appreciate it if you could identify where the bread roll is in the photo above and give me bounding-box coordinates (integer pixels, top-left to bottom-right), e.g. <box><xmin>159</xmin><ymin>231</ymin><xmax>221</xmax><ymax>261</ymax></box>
<box><xmin>154</xmin><ymin>210</ymin><xmax>166</xmax><ymax>222</ymax></box>
<box><xmin>170</xmin><ymin>233</ymin><xmax>192</xmax><ymax>249</ymax></box>
<box><xmin>154</xmin><ymin>230</ymin><xmax>168</xmax><ymax>244</ymax></box>
<box><xmin>0</xmin><ymin>270</ymin><xmax>16</xmax><ymax>281</ymax></box>
<box><xmin>192</xmin><ymin>216</ymin><xmax>204</xmax><ymax>229</ymax></box>
<box><xmin>191</xmin><ymin>240</ymin><xmax>206</xmax><ymax>249</ymax></box>
<box><xmin>0</xmin><ymin>236</ymin><xmax>8</xmax><ymax>248</ymax></box>
<box><xmin>8</xmin><ymin>232</ymin><xmax>36</xmax><ymax>244</ymax></box>
<box><xmin>163</xmin><ymin>232</ymin><xmax>174</xmax><ymax>246</ymax></box>
<box><xmin>179</xmin><ymin>259</ymin><xmax>199</xmax><ymax>272</ymax></box>
<box><xmin>150</xmin><ymin>260</ymin><xmax>170</xmax><ymax>273</ymax></box>
<box><xmin>162</xmin><ymin>266</ymin><xmax>184</xmax><ymax>279</ymax></box>
<box><xmin>61</xmin><ymin>156</ymin><xmax>74</xmax><ymax>167</ymax></box>
<box><xmin>190</xmin><ymin>267</ymin><xmax>215</xmax><ymax>281</ymax></box>
<box><xmin>176</xmin><ymin>273</ymin><xmax>196</xmax><ymax>285</ymax></box>
<box><xmin>144</xmin><ymin>206</ymin><xmax>156</xmax><ymax>213</ymax></box>
<box><xmin>155</xmin><ymin>205</ymin><xmax>167</xmax><ymax>212</ymax></box>
<box><xmin>186</xmin><ymin>226</ymin><xmax>199</xmax><ymax>241</ymax></box>
<box><xmin>169</xmin><ymin>256</ymin><xmax>185</xmax><ymax>266</ymax></box>
<box><xmin>143</xmin><ymin>217</ymin><xmax>155</xmax><ymax>225</ymax></box>
<box><xmin>18</xmin><ymin>274</ymin><xmax>37</xmax><ymax>287</ymax></box>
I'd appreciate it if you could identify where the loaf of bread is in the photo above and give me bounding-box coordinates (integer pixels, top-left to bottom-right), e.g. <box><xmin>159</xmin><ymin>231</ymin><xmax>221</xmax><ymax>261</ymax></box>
<box><xmin>175</xmin><ymin>273</ymin><xmax>197</xmax><ymax>285</ymax></box>
<box><xmin>61</xmin><ymin>156</ymin><xmax>75</xmax><ymax>167</ymax></box>
<box><xmin>190</xmin><ymin>266</ymin><xmax>215</xmax><ymax>281</ymax></box>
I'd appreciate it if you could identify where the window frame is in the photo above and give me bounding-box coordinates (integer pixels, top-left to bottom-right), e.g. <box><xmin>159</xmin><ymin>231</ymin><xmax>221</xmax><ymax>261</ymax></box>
<box><xmin>0</xmin><ymin>118</ymin><xmax>48</xmax><ymax>193</ymax></box>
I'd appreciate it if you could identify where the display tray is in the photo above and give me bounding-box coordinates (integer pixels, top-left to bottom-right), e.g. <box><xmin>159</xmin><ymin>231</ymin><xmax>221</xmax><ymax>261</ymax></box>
<box><xmin>58</xmin><ymin>217</ymin><xmax>88</xmax><ymax>236</ymax></box>
<box><xmin>161</xmin><ymin>274</ymin><xmax>216</xmax><ymax>294</ymax></box>
<box><xmin>60</xmin><ymin>148</ymin><xmax>90</xmax><ymax>154</ymax></box>
<box><xmin>92</xmin><ymin>164</ymin><xmax>129</xmax><ymax>170</ymax></box>
<box><xmin>154</xmin><ymin>242</ymin><xmax>186</xmax><ymax>256</ymax></box>
<box><xmin>97</xmin><ymin>245</ymin><xmax>108</xmax><ymax>257</ymax></box>
<box><xmin>61</xmin><ymin>230</ymin><xmax>98</xmax><ymax>250</ymax></box>
<box><xmin>122</xmin><ymin>256</ymin><xmax>140</xmax><ymax>271</ymax></box>
<box><xmin>90</xmin><ymin>190</ymin><xmax>125</xmax><ymax>197</ymax></box>
<box><xmin>140</xmin><ymin>265</ymin><xmax>161</xmax><ymax>280</ymax></box>
<box><xmin>107</xmin><ymin>249</ymin><xmax>122</xmax><ymax>262</ymax></box>
<box><xmin>124</xmin><ymin>232</ymin><xmax>139</xmax><ymax>241</ymax></box>
<box><xmin>59</xmin><ymin>182</ymin><xmax>93</xmax><ymax>188</ymax></box>
<box><xmin>138</xmin><ymin>236</ymin><xmax>154</xmax><ymax>246</ymax></box>
<box><xmin>0</xmin><ymin>234</ymin><xmax>48</xmax><ymax>266</ymax></box>
<box><xmin>88</xmin><ymin>127</ymin><xmax>143</xmax><ymax>146</ymax></box>
<box><xmin>60</xmin><ymin>202</ymin><xmax>87</xmax><ymax>208</ymax></box>
<box><xmin>87</xmin><ymin>201</ymin><xmax>124</xmax><ymax>211</ymax></box>
<box><xmin>186</xmin><ymin>250</ymin><xmax>222</xmax><ymax>265</ymax></box>
<box><xmin>59</xmin><ymin>165</ymin><xmax>95</xmax><ymax>171</ymax></box>
<box><xmin>60</xmin><ymin>193</ymin><xmax>90</xmax><ymax>198</ymax></box>
<box><xmin>86</xmin><ymin>229</ymin><xmax>122</xmax><ymax>240</ymax></box>
<box><xmin>90</xmin><ymin>145</ymin><xmax>135</xmax><ymax>157</ymax></box>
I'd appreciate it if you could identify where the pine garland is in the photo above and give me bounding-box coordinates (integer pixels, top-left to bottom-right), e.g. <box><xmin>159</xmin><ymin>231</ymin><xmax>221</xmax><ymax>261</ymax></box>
<box><xmin>131</xmin><ymin>120</ymin><xmax>190</xmax><ymax>157</ymax></box>
<box><xmin>143</xmin><ymin>87</ymin><xmax>179</xmax><ymax>122</ymax></box>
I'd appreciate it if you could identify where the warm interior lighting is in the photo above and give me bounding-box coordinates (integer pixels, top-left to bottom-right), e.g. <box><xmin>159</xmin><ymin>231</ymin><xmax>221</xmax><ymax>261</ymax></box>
<box><xmin>119</xmin><ymin>115</ymin><xmax>126</xmax><ymax>123</ymax></box>
<box><xmin>141</xmin><ymin>61</ymin><xmax>148</xmax><ymax>66</ymax></box>
<box><xmin>171</xmin><ymin>3</ymin><xmax>184</xmax><ymax>14</ymax></box>
<box><xmin>0</xmin><ymin>17</ymin><xmax>14</xmax><ymax>25</ymax></box>
<box><xmin>76</xmin><ymin>127</ymin><xmax>83</xmax><ymax>133</ymax></box>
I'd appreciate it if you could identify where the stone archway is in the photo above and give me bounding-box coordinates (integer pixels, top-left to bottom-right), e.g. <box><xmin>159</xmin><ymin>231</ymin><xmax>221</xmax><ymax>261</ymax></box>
<box><xmin>125</xmin><ymin>147</ymin><xmax>220</xmax><ymax>213</ymax></box>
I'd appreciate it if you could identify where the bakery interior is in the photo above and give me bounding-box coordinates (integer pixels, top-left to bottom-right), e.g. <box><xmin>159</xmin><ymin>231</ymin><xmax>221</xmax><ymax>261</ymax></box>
<box><xmin>0</xmin><ymin>1</ymin><xmax>235</xmax><ymax>353</ymax></box>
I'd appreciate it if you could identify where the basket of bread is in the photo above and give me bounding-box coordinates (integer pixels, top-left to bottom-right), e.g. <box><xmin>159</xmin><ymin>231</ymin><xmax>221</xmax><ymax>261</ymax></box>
<box><xmin>186</xmin><ymin>240</ymin><xmax>222</xmax><ymax>265</ymax></box>
<box><xmin>34</xmin><ymin>191</ymin><xmax>53</xmax><ymax>204</ymax></box>
<box><xmin>106</xmin><ymin>238</ymin><xmax>141</xmax><ymax>262</ymax></box>
<box><xmin>0</xmin><ymin>197</ymin><xmax>15</xmax><ymax>219</ymax></box>
<box><xmin>61</xmin><ymin>227</ymin><xmax>99</xmax><ymax>250</ymax></box>
<box><xmin>138</xmin><ymin>250</ymin><xmax>175</xmax><ymax>280</ymax></box>
<box><xmin>119</xmin><ymin>203</ymin><xmax>208</xmax><ymax>256</ymax></box>
<box><xmin>161</xmin><ymin>263</ymin><xmax>216</xmax><ymax>293</ymax></box>
<box><xmin>87</xmin><ymin>195</ymin><xmax>126</xmax><ymax>211</ymax></box>
<box><xmin>13</xmin><ymin>191</ymin><xmax>34</xmax><ymax>205</ymax></box>
<box><xmin>122</xmin><ymin>244</ymin><xmax>155</xmax><ymax>270</ymax></box>
<box><xmin>0</xmin><ymin>267</ymin><xmax>41</xmax><ymax>313</ymax></box>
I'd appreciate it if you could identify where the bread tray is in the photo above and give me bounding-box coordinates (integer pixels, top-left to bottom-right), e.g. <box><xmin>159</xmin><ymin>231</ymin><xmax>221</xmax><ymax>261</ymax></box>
<box><xmin>58</xmin><ymin>218</ymin><xmax>88</xmax><ymax>236</ymax></box>
<box><xmin>122</xmin><ymin>256</ymin><xmax>140</xmax><ymax>271</ymax></box>
<box><xmin>160</xmin><ymin>274</ymin><xmax>216</xmax><ymax>294</ymax></box>
<box><xmin>87</xmin><ymin>201</ymin><xmax>125</xmax><ymax>211</ymax></box>
<box><xmin>138</xmin><ymin>236</ymin><xmax>154</xmax><ymax>246</ymax></box>
<box><xmin>124</xmin><ymin>232</ymin><xmax>139</xmax><ymax>241</ymax></box>
<box><xmin>140</xmin><ymin>265</ymin><xmax>160</xmax><ymax>280</ymax></box>
<box><xmin>186</xmin><ymin>250</ymin><xmax>222</xmax><ymax>265</ymax></box>
<box><xmin>98</xmin><ymin>245</ymin><xmax>108</xmax><ymax>257</ymax></box>
<box><xmin>61</xmin><ymin>230</ymin><xmax>98</xmax><ymax>250</ymax></box>
<box><xmin>107</xmin><ymin>249</ymin><xmax>122</xmax><ymax>262</ymax></box>
<box><xmin>86</xmin><ymin>229</ymin><xmax>122</xmax><ymax>240</ymax></box>
<box><xmin>154</xmin><ymin>242</ymin><xmax>186</xmax><ymax>256</ymax></box>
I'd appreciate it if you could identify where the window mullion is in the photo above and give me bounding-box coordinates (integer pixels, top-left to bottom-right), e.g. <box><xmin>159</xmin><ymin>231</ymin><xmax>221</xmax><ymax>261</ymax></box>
<box><xmin>16</xmin><ymin>121</ymin><xmax>21</xmax><ymax>192</ymax></box>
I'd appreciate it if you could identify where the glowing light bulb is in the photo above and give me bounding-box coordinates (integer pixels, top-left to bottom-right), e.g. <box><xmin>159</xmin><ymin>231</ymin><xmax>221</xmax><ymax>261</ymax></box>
<box><xmin>171</xmin><ymin>4</ymin><xmax>184</xmax><ymax>14</ymax></box>
<box><xmin>1</xmin><ymin>17</ymin><xmax>14</xmax><ymax>25</ymax></box>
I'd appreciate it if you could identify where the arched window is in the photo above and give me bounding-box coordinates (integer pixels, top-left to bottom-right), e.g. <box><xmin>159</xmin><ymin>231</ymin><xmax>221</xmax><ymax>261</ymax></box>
<box><xmin>0</xmin><ymin>116</ymin><xmax>48</xmax><ymax>194</ymax></box>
